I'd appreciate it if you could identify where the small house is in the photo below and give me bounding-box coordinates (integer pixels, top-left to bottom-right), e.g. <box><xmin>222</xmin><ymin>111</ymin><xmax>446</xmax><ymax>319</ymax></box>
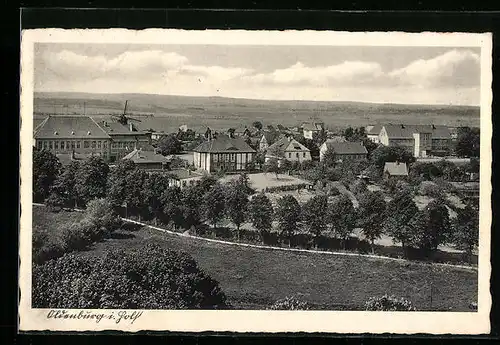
<box><xmin>265</xmin><ymin>136</ymin><xmax>311</xmax><ymax>164</ymax></box>
<box><xmin>319</xmin><ymin>141</ymin><xmax>367</xmax><ymax>162</ymax></box>
<box><xmin>383</xmin><ymin>162</ymin><xmax>409</xmax><ymax>179</ymax></box>
<box><xmin>122</xmin><ymin>148</ymin><xmax>172</xmax><ymax>171</ymax></box>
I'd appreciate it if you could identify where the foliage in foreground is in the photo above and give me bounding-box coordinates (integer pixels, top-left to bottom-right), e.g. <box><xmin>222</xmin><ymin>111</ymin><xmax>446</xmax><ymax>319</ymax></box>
<box><xmin>269</xmin><ymin>296</ymin><xmax>310</xmax><ymax>310</ymax></box>
<box><xmin>365</xmin><ymin>295</ymin><xmax>416</xmax><ymax>311</ymax></box>
<box><xmin>33</xmin><ymin>244</ymin><xmax>228</xmax><ymax>310</ymax></box>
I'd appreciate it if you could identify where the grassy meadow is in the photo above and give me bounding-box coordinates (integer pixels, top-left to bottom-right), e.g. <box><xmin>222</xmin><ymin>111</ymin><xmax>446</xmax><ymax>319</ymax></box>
<box><xmin>33</xmin><ymin>205</ymin><xmax>478</xmax><ymax>311</ymax></box>
<box><xmin>34</xmin><ymin>92</ymin><xmax>480</xmax><ymax>134</ymax></box>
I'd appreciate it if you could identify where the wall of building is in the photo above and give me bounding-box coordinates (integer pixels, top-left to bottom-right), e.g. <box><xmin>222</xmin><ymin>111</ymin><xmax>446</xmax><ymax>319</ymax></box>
<box><xmin>35</xmin><ymin>138</ymin><xmax>111</xmax><ymax>159</ymax></box>
<box><xmin>284</xmin><ymin>150</ymin><xmax>312</xmax><ymax>162</ymax></box>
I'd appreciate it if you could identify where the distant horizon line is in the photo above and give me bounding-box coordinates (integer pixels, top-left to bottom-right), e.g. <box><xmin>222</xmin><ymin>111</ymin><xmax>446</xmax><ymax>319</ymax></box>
<box><xmin>34</xmin><ymin>91</ymin><xmax>480</xmax><ymax>108</ymax></box>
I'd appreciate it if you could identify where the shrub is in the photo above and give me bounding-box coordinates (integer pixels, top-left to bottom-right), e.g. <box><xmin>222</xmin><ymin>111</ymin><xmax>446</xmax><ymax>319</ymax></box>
<box><xmin>32</xmin><ymin>227</ymin><xmax>65</xmax><ymax>264</ymax></box>
<box><xmin>83</xmin><ymin>198</ymin><xmax>122</xmax><ymax>234</ymax></box>
<box><xmin>32</xmin><ymin>244</ymin><xmax>228</xmax><ymax>309</ymax></box>
<box><xmin>327</xmin><ymin>185</ymin><xmax>340</xmax><ymax>196</ymax></box>
<box><xmin>418</xmin><ymin>181</ymin><xmax>444</xmax><ymax>198</ymax></box>
<box><xmin>365</xmin><ymin>295</ymin><xmax>416</xmax><ymax>311</ymax></box>
<box><xmin>350</xmin><ymin>180</ymin><xmax>368</xmax><ymax>195</ymax></box>
<box><xmin>58</xmin><ymin>221</ymin><xmax>94</xmax><ymax>251</ymax></box>
<box><xmin>269</xmin><ymin>296</ymin><xmax>310</xmax><ymax>310</ymax></box>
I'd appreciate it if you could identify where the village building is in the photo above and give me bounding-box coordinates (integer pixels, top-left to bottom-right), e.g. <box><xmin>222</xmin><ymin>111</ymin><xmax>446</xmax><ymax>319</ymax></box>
<box><xmin>259</xmin><ymin>131</ymin><xmax>281</xmax><ymax>151</ymax></box>
<box><xmin>365</xmin><ymin>124</ymin><xmax>382</xmax><ymax>143</ymax></box>
<box><xmin>34</xmin><ymin>115</ymin><xmax>152</xmax><ymax>163</ymax></box>
<box><xmin>319</xmin><ymin>141</ymin><xmax>367</xmax><ymax>162</ymax></box>
<box><xmin>192</xmin><ymin>130</ymin><xmax>256</xmax><ymax>173</ymax></box>
<box><xmin>383</xmin><ymin>161</ymin><xmax>409</xmax><ymax>179</ymax></box>
<box><xmin>167</xmin><ymin>168</ymin><xmax>204</xmax><ymax>189</ymax></box>
<box><xmin>378</xmin><ymin>124</ymin><xmax>452</xmax><ymax>158</ymax></box>
<box><xmin>301</xmin><ymin>121</ymin><xmax>325</xmax><ymax>140</ymax></box>
<box><xmin>122</xmin><ymin>148</ymin><xmax>172</xmax><ymax>171</ymax></box>
<box><xmin>264</xmin><ymin>136</ymin><xmax>312</xmax><ymax>164</ymax></box>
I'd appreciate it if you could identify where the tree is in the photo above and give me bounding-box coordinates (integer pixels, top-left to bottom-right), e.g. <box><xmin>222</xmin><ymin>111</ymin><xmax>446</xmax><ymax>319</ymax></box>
<box><xmin>180</xmin><ymin>185</ymin><xmax>204</xmax><ymax>230</ymax></box>
<box><xmin>269</xmin><ymin>296</ymin><xmax>310</xmax><ymax>310</ymax></box>
<box><xmin>32</xmin><ymin>244</ymin><xmax>228</xmax><ymax>309</ymax></box>
<box><xmin>33</xmin><ymin>149</ymin><xmax>61</xmax><ymax>202</ymax></box>
<box><xmin>451</xmin><ymin>205</ymin><xmax>479</xmax><ymax>260</ymax></box>
<box><xmin>157</xmin><ymin>134</ymin><xmax>182</xmax><ymax>155</ymax></box>
<box><xmin>327</xmin><ymin>194</ymin><xmax>356</xmax><ymax>248</ymax></box>
<box><xmin>275</xmin><ymin>195</ymin><xmax>301</xmax><ymax>247</ymax></box>
<box><xmin>406</xmin><ymin>200</ymin><xmax>451</xmax><ymax>255</ymax></box>
<box><xmin>83</xmin><ymin>198</ymin><xmax>122</xmax><ymax>239</ymax></box>
<box><xmin>122</xmin><ymin>168</ymin><xmax>149</xmax><ymax>220</ymax></box>
<box><xmin>142</xmin><ymin>173</ymin><xmax>171</xmax><ymax>225</ymax></box>
<box><xmin>198</xmin><ymin>175</ymin><xmax>218</xmax><ymax>194</ymax></box>
<box><xmin>357</xmin><ymin>191</ymin><xmax>387</xmax><ymax>253</ymax></box>
<box><xmin>46</xmin><ymin>161</ymin><xmax>81</xmax><ymax>209</ymax></box>
<box><xmin>224</xmin><ymin>183</ymin><xmax>248</xmax><ymax>241</ymax></box>
<box><xmin>74</xmin><ymin>156</ymin><xmax>109</xmax><ymax>206</ymax></box>
<box><xmin>161</xmin><ymin>186</ymin><xmax>183</xmax><ymax>229</ymax></box>
<box><xmin>455</xmin><ymin>126</ymin><xmax>480</xmax><ymax>158</ymax></box>
<box><xmin>302</xmin><ymin>195</ymin><xmax>328</xmax><ymax>248</ymax></box>
<box><xmin>409</xmin><ymin>162</ymin><xmax>442</xmax><ymax>180</ymax></box>
<box><xmin>107</xmin><ymin>159</ymin><xmax>137</xmax><ymax>208</ymax></box>
<box><xmin>264</xmin><ymin>158</ymin><xmax>280</xmax><ymax>179</ymax></box>
<box><xmin>384</xmin><ymin>188</ymin><xmax>419</xmax><ymax>253</ymax></box>
<box><xmin>371</xmin><ymin>145</ymin><xmax>416</xmax><ymax>172</ymax></box>
<box><xmin>248</xmin><ymin>193</ymin><xmax>274</xmax><ymax>244</ymax></box>
<box><xmin>202</xmin><ymin>184</ymin><xmax>226</xmax><ymax>232</ymax></box>
<box><xmin>252</xmin><ymin>121</ymin><xmax>263</xmax><ymax>131</ymax></box>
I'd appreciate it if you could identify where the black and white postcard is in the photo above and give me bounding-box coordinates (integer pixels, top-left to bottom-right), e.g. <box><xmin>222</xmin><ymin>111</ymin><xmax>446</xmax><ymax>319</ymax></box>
<box><xmin>19</xmin><ymin>29</ymin><xmax>492</xmax><ymax>334</ymax></box>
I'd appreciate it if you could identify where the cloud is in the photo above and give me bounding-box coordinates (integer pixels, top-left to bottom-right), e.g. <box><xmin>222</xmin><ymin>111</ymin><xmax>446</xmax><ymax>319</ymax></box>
<box><xmin>244</xmin><ymin>61</ymin><xmax>384</xmax><ymax>86</ymax></box>
<box><xmin>388</xmin><ymin>49</ymin><xmax>480</xmax><ymax>87</ymax></box>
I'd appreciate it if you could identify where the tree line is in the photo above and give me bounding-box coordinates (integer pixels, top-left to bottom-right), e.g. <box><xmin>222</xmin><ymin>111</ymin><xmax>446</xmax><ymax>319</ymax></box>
<box><xmin>34</xmin><ymin>148</ymin><xmax>478</xmax><ymax>261</ymax></box>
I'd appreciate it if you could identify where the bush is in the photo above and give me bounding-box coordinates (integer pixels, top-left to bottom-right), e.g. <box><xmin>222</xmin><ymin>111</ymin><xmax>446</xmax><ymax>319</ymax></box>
<box><xmin>32</xmin><ymin>227</ymin><xmax>65</xmax><ymax>265</ymax></box>
<box><xmin>32</xmin><ymin>244</ymin><xmax>229</xmax><ymax>309</ymax></box>
<box><xmin>58</xmin><ymin>220</ymin><xmax>94</xmax><ymax>251</ymax></box>
<box><xmin>350</xmin><ymin>180</ymin><xmax>368</xmax><ymax>195</ymax></box>
<box><xmin>269</xmin><ymin>296</ymin><xmax>310</xmax><ymax>310</ymax></box>
<box><xmin>365</xmin><ymin>295</ymin><xmax>416</xmax><ymax>311</ymax></box>
<box><xmin>83</xmin><ymin>198</ymin><xmax>122</xmax><ymax>235</ymax></box>
<box><xmin>418</xmin><ymin>181</ymin><xmax>443</xmax><ymax>198</ymax></box>
<box><xmin>327</xmin><ymin>185</ymin><xmax>340</xmax><ymax>196</ymax></box>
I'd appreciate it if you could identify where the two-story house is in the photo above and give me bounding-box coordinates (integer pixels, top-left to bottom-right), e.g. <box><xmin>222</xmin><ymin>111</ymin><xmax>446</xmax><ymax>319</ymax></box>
<box><xmin>264</xmin><ymin>136</ymin><xmax>312</xmax><ymax>164</ymax></box>
<box><xmin>319</xmin><ymin>141</ymin><xmax>368</xmax><ymax>162</ymax></box>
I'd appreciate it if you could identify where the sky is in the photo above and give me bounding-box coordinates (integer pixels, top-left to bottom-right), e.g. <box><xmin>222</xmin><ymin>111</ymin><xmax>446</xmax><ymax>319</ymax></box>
<box><xmin>34</xmin><ymin>43</ymin><xmax>481</xmax><ymax>106</ymax></box>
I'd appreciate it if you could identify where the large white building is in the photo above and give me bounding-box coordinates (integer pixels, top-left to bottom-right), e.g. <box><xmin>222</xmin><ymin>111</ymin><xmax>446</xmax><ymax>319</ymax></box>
<box><xmin>192</xmin><ymin>134</ymin><xmax>256</xmax><ymax>173</ymax></box>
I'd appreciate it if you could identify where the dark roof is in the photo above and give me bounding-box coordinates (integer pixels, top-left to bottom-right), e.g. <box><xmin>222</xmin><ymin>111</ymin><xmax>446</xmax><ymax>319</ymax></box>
<box><xmin>266</xmin><ymin>137</ymin><xmax>309</xmax><ymax>158</ymax></box>
<box><xmin>383</xmin><ymin>124</ymin><xmax>451</xmax><ymax>139</ymax></box>
<box><xmin>327</xmin><ymin>141</ymin><xmax>367</xmax><ymax>155</ymax></box>
<box><xmin>302</xmin><ymin>122</ymin><xmax>324</xmax><ymax>131</ymax></box>
<box><xmin>193</xmin><ymin>134</ymin><xmax>256</xmax><ymax>153</ymax></box>
<box><xmin>122</xmin><ymin>149</ymin><xmax>171</xmax><ymax>164</ymax></box>
<box><xmin>34</xmin><ymin>115</ymin><xmax>110</xmax><ymax>139</ymax></box>
<box><xmin>323</xmin><ymin>136</ymin><xmax>347</xmax><ymax>145</ymax></box>
<box><xmin>96</xmin><ymin>118</ymin><xmax>150</xmax><ymax>136</ymax></box>
<box><xmin>384</xmin><ymin>162</ymin><xmax>409</xmax><ymax>176</ymax></box>
<box><xmin>366</xmin><ymin>124</ymin><xmax>382</xmax><ymax>135</ymax></box>
<box><xmin>261</xmin><ymin>131</ymin><xmax>280</xmax><ymax>145</ymax></box>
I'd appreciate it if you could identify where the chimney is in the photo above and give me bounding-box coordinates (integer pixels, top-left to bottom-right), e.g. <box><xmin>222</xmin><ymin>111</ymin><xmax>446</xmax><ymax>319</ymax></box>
<box><xmin>401</xmin><ymin>124</ymin><xmax>405</xmax><ymax>129</ymax></box>
<box><xmin>129</xmin><ymin>123</ymin><xmax>134</xmax><ymax>132</ymax></box>
<box><xmin>432</xmin><ymin>124</ymin><xmax>436</xmax><ymax>129</ymax></box>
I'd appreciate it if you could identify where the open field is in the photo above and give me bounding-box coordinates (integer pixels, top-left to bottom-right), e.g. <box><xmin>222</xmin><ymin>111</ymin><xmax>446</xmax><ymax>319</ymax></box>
<box><xmin>220</xmin><ymin>173</ymin><xmax>311</xmax><ymax>192</ymax></box>
<box><xmin>33</xmin><ymin>205</ymin><xmax>477</xmax><ymax>311</ymax></box>
<box><xmin>34</xmin><ymin>92</ymin><xmax>480</xmax><ymax>133</ymax></box>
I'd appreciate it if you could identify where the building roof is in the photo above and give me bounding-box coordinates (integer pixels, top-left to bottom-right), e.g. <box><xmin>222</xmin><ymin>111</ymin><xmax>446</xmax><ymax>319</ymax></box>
<box><xmin>302</xmin><ymin>122</ymin><xmax>324</xmax><ymax>131</ymax></box>
<box><xmin>260</xmin><ymin>131</ymin><xmax>281</xmax><ymax>145</ymax></box>
<box><xmin>193</xmin><ymin>134</ymin><xmax>256</xmax><ymax>153</ymax></box>
<box><xmin>167</xmin><ymin>168</ymin><xmax>203</xmax><ymax>180</ymax></box>
<box><xmin>366</xmin><ymin>124</ymin><xmax>382</xmax><ymax>136</ymax></box>
<box><xmin>34</xmin><ymin>115</ymin><xmax>110</xmax><ymax>139</ymax></box>
<box><xmin>382</xmin><ymin>124</ymin><xmax>451</xmax><ymax>139</ymax></box>
<box><xmin>266</xmin><ymin>137</ymin><xmax>309</xmax><ymax>158</ymax></box>
<box><xmin>384</xmin><ymin>162</ymin><xmax>409</xmax><ymax>176</ymax></box>
<box><xmin>326</xmin><ymin>141</ymin><xmax>368</xmax><ymax>155</ymax></box>
<box><xmin>122</xmin><ymin>149</ymin><xmax>171</xmax><ymax>164</ymax></box>
<box><xmin>96</xmin><ymin>118</ymin><xmax>150</xmax><ymax>136</ymax></box>
<box><xmin>322</xmin><ymin>136</ymin><xmax>347</xmax><ymax>145</ymax></box>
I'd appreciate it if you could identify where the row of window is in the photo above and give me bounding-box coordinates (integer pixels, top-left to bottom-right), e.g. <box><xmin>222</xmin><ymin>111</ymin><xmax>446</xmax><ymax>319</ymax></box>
<box><xmin>37</xmin><ymin>140</ymin><xmax>109</xmax><ymax>150</ymax></box>
<box><xmin>210</xmin><ymin>153</ymin><xmax>252</xmax><ymax>163</ymax></box>
<box><xmin>111</xmin><ymin>141</ymin><xmax>137</xmax><ymax>149</ymax></box>
<box><xmin>288</xmin><ymin>152</ymin><xmax>307</xmax><ymax>159</ymax></box>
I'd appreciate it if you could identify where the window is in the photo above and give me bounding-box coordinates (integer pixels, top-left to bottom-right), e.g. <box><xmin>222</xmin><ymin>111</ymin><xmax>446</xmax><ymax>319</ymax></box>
<box><xmin>303</xmin><ymin>152</ymin><xmax>306</xmax><ymax>158</ymax></box>
<box><xmin>92</xmin><ymin>141</ymin><xmax>96</xmax><ymax>149</ymax></box>
<box><xmin>296</xmin><ymin>153</ymin><xmax>299</xmax><ymax>158</ymax></box>
<box><xmin>71</xmin><ymin>141</ymin><xmax>75</xmax><ymax>149</ymax></box>
<box><xmin>77</xmin><ymin>141</ymin><xmax>81</xmax><ymax>149</ymax></box>
<box><xmin>66</xmin><ymin>141</ymin><xmax>70</xmax><ymax>149</ymax></box>
<box><xmin>288</xmin><ymin>153</ymin><xmax>292</xmax><ymax>158</ymax></box>
<box><xmin>103</xmin><ymin>141</ymin><xmax>107</xmax><ymax>149</ymax></box>
<box><xmin>55</xmin><ymin>141</ymin><xmax>59</xmax><ymax>149</ymax></box>
<box><xmin>43</xmin><ymin>141</ymin><xmax>48</xmax><ymax>149</ymax></box>
<box><xmin>37</xmin><ymin>141</ymin><xmax>42</xmax><ymax>149</ymax></box>
<box><xmin>213</xmin><ymin>155</ymin><xmax>218</xmax><ymax>162</ymax></box>
<box><xmin>84</xmin><ymin>141</ymin><xmax>90</xmax><ymax>148</ymax></box>
<box><xmin>97</xmin><ymin>141</ymin><xmax>102</xmax><ymax>149</ymax></box>
<box><xmin>61</xmin><ymin>141</ymin><xmax>65</xmax><ymax>150</ymax></box>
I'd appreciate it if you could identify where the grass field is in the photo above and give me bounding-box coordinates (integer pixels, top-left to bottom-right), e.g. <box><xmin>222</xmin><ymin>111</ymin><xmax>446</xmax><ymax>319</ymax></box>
<box><xmin>33</xmin><ymin>205</ymin><xmax>477</xmax><ymax>311</ymax></box>
<box><xmin>33</xmin><ymin>92</ymin><xmax>480</xmax><ymax>133</ymax></box>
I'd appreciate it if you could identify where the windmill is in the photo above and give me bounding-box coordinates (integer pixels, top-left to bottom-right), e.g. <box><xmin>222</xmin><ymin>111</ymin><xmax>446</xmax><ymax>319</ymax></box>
<box><xmin>111</xmin><ymin>100</ymin><xmax>142</xmax><ymax>126</ymax></box>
